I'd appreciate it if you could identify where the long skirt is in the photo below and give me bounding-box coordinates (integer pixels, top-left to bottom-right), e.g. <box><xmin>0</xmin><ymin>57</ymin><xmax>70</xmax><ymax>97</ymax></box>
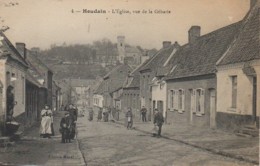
<box><xmin>40</xmin><ymin>116</ymin><xmax>52</xmax><ymax>135</ymax></box>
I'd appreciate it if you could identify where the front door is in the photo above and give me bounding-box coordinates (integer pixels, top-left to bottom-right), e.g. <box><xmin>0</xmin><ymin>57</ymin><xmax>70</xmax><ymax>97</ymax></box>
<box><xmin>209</xmin><ymin>89</ymin><xmax>216</xmax><ymax>128</ymax></box>
<box><xmin>157</xmin><ymin>101</ymin><xmax>164</xmax><ymax>113</ymax></box>
<box><xmin>253</xmin><ymin>77</ymin><xmax>257</xmax><ymax>123</ymax></box>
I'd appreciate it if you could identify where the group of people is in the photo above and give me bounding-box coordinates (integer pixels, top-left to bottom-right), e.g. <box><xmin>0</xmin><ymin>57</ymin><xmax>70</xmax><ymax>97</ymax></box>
<box><xmin>59</xmin><ymin>104</ymin><xmax>78</xmax><ymax>143</ymax></box>
<box><xmin>39</xmin><ymin>104</ymin><xmax>78</xmax><ymax>143</ymax></box>
<box><xmin>95</xmin><ymin>106</ymin><xmax>121</xmax><ymax>122</ymax></box>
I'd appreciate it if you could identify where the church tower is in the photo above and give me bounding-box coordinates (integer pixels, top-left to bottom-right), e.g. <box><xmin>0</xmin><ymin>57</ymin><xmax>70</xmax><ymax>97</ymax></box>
<box><xmin>117</xmin><ymin>36</ymin><xmax>126</xmax><ymax>63</ymax></box>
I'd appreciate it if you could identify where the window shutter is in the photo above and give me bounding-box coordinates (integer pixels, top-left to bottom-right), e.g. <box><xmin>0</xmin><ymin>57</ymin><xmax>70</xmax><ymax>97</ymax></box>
<box><xmin>174</xmin><ymin>90</ymin><xmax>178</xmax><ymax>110</ymax></box>
<box><xmin>192</xmin><ymin>89</ymin><xmax>196</xmax><ymax>113</ymax></box>
<box><xmin>182</xmin><ymin>90</ymin><xmax>185</xmax><ymax>111</ymax></box>
<box><xmin>168</xmin><ymin>90</ymin><xmax>171</xmax><ymax>109</ymax></box>
<box><xmin>201</xmin><ymin>89</ymin><xmax>205</xmax><ymax>114</ymax></box>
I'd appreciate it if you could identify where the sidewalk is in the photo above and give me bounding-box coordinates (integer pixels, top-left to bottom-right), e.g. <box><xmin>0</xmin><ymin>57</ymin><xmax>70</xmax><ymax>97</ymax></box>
<box><xmin>115</xmin><ymin>117</ymin><xmax>259</xmax><ymax>165</ymax></box>
<box><xmin>0</xmin><ymin>111</ymin><xmax>86</xmax><ymax>166</ymax></box>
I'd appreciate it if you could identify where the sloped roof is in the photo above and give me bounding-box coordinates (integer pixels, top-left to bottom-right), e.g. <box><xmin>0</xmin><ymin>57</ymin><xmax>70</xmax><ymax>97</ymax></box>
<box><xmin>139</xmin><ymin>43</ymin><xmax>179</xmax><ymax>73</ymax></box>
<box><xmin>166</xmin><ymin>21</ymin><xmax>241</xmax><ymax>79</ymax></box>
<box><xmin>123</xmin><ymin>59</ymin><xmax>150</xmax><ymax>88</ymax></box>
<box><xmin>0</xmin><ymin>32</ymin><xmax>28</xmax><ymax>67</ymax></box>
<box><xmin>26</xmin><ymin>50</ymin><xmax>53</xmax><ymax>73</ymax></box>
<box><xmin>218</xmin><ymin>2</ymin><xmax>260</xmax><ymax>65</ymax></box>
<box><xmin>103</xmin><ymin>64</ymin><xmax>132</xmax><ymax>79</ymax></box>
<box><xmin>94</xmin><ymin>80</ymin><xmax>106</xmax><ymax>94</ymax></box>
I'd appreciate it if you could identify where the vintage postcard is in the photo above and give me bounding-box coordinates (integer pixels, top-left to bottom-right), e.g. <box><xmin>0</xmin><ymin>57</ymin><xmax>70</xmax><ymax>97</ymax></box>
<box><xmin>0</xmin><ymin>0</ymin><xmax>259</xmax><ymax>165</ymax></box>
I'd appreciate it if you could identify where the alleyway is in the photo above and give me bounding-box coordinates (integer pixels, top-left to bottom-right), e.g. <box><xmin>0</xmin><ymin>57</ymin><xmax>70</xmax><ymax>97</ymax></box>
<box><xmin>77</xmin><ymin>114</ymin><xmax>255</xmax><ymax>166</ymax></box>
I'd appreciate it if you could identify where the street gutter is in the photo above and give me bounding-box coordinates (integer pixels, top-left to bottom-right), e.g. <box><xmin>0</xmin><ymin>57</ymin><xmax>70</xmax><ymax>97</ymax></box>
<box><xmin>113</xmin><ymin>121</ymin><xmax>259</xmax><ymax>165</ymax></box>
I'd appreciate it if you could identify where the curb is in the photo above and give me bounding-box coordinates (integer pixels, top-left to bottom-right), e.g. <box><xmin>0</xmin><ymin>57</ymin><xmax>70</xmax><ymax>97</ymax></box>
<box><xmin>114</xmin><ymin>121</ymin><xmax>259</xmax><ymax>165</ymax></box>
<box><xmin>76</xmin><ymin>124</ymin><xmax>87</xmax><ymax>166</ymax></box>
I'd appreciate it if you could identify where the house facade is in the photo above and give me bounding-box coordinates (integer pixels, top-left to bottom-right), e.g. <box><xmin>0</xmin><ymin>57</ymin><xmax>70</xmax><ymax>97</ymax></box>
<box><xmin>139</xmin><ymin>41</ymin><xmax>180</xmax><ymax>121</ymax></box>
<box><xmin>0</xmin><ymin>32</ymin><xmax>28</xmax><ymax>135</ymax></box>
<box><xmin>216</xmin><ymin>1</ymin><xmax>260</xmax><ymax>130</ymax></box>
<box><xmin>164</xmin><ymin>21</ymin><xmax>241</xmax><ymax>128</ymax></box>
<box><xmin>102</xmin><ymin>64</ymin><xmax>132</xmax><ymax>108</ymax></box>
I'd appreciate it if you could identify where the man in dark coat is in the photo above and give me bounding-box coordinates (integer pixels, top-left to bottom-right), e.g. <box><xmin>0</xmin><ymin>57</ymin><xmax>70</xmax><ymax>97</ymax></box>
<box><xmin>140</xmin><ymin>106</ymin><xmax>147</xmax><ymax>122</ymax></box>
<box><xmin>153</xmin><ymin>109</ymin><xmax>164</xmax><ymax>137</ymax></box>
<box><xmin>125</xmin><ymin>107</ymin><xmax>133</xmax><ymax>129</ymax></box>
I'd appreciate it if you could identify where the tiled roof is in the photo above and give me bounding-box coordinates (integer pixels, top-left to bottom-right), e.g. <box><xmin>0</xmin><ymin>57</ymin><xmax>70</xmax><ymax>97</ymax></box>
<box><xmin>123</xmin><ymin>59</ymin><xmax>150</xmax><ymax>88</ymax></box>
<box><xmin>94</xmin><ymin>80</ymin><xmax>105</xmax><ymax>94</ymax></box>
<box><xmin>103</xmin><ymin>64</ymin><xmax>132</xmax><ymax>79</ymax></box>
<box><xmin>166</xmin><ymin>21</ymin><xmax>241</xmax><ymax>79</ymax></box>
<box><xmin>139</xmin><ymin>43</ymin><xmax>179</xmax><ymax>73</ymax></box>
<box><xmin>218</xmin><ymin>2</ymin><xmax>260</xmax><ymax>65</ymax></box>
<box><xmin>0</xmin><ymin>32</ymin><xmax>28</xmax><ymax>67</ymax></box>
<box><xmin>26</xmin><ymin>50</ymin><xmax>53</xmax><ymax>73</ymax></box>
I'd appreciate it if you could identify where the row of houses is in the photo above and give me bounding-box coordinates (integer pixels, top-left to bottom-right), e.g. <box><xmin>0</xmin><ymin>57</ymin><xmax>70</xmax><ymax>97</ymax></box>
<box><xmin>93</xmin><ymin>0</ymin><xmax>259</xmax><ymax>131</ymax></box>
<box><xmin>0</xmin><ymin>32</ymin><xmax>62</xmax><ymax>136</ymax></box>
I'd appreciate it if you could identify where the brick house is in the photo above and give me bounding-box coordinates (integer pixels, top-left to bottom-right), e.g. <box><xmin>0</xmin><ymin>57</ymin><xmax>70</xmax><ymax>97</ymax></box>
<box><xmin>121</xmin><ymin>64</ymin><xmax>143</xmax><ymax>113</ymax></box>
<box><xmin>139</xmin><ymin>41</ymin><xmax>180</xmax><ymax>121</ymax></box>
<box><xmin>164</xmin><ymin>22</ymin><xmax>241</xmax><ymax>128</ymax></box>
<box><xmin>101</xmin><ymin>64</ymin><xmax>132</xmax><ymax>108</ymax></box>
<box><xmin>216</xmin><ymin>1</ymin><xmax>260</xmax><ymax>130</ymax></box>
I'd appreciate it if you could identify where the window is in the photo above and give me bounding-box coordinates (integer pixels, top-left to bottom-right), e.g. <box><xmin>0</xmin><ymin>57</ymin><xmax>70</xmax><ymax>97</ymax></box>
<box><xmin>191</xmin><ymin>88</ymin><xmax>205</xmax><ymax>115</ymax></box>
<box><xmin>231</xmin><ymin>76</ymin><xmax>237</xmax><ymax>108</ymax></box>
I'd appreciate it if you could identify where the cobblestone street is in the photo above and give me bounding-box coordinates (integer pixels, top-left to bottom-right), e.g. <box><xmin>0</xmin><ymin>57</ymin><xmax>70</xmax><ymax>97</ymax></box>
<box><xmin>0</xmin><ymin>111</ymin><xmax>85</xmax><ymax>166</ymax></box>
<box><xmin>77</xmin><ymin>114</ymin><xmax>255</xmax><ymax>166</ymax></box>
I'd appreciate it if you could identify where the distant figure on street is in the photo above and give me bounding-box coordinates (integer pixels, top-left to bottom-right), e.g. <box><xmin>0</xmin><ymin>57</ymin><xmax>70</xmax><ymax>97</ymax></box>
<box><xmin>153</xmin><ymin>109</ymin><xmax>164</xmax><ymax>138</ymax></box>
<box><xmin>103</xmin><ymin>107</ymin><xmax>109</xmax><ymax>122</ymax></box>
<box><xmin>40</xmin><ymin>105</ymin><xmax>52</xmax><ymax>138</ymax></box>
<box><xmin>88</xmin><ymin>108</ymin><xmax>94</xmax><ymax>121</ymax></box>
<box><xmin>97</xmin><ymin>107</ymin><xmax>102</xmax><ymax>121</ymax></box>
<box><xmin>125</xmin><ymin>107</ymin><xmax>133</xmax><ymax>129</ymax></box>
<box><xmin>140</xmin><ymin>106</ymin><xmax>147</xmax><ymax>122</ymax></box>
<box><xmin>115</xmin><ymin>106</ymin><xmax>120</xmax><ymax>121</ymax></box>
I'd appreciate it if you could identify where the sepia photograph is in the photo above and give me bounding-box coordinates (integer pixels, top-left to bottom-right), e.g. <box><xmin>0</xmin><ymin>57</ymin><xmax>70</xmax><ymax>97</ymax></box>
<box><xmin>0</xmin><ymin>0</ymin><xmax>259</xmax><ymax>165</ymax></box>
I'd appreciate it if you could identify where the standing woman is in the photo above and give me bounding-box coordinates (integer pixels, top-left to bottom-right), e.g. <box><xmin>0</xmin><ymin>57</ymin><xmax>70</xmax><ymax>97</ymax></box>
<box><xmin>40</xmin><ymin>105</ymin><xmax>52</xmax><ymax>138</ymax></box>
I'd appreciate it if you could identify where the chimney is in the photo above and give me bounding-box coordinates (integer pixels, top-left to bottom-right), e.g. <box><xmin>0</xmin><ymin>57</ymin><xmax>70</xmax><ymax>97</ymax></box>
<box><xmin>16</xmin><ymin>43</ymin><xmax>26</xmax><ymax>59</ymax></box>
<box><xmin>188</xmin><ymin>26</ymin><xmax>201</xmax><ymax>44</ymax></box>
<box><xmin>162</xmin><ymin>41</ymin><xmax>171</xmax><ymax>48</ymax></box>
<box><xmin>250</xmin><ymin>0</ymin><xmax>257</xmax><ymax>9</ymax></box>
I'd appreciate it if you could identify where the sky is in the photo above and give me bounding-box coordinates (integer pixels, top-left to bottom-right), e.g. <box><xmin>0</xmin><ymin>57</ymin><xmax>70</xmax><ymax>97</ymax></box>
<box><xmin>0</xmin><ymin>0</ymin><xmax>250</xmax><ymax>50</ymax></box>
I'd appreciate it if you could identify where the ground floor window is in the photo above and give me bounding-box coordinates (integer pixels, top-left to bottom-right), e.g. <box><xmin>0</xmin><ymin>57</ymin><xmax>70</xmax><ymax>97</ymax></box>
<box><xmin>168</xmin><ymin>89</ymin><xmax>185</xmax><ymax>112</ymax></box>
<box><xmin>191</xmin><ymin>88</ymin><xmax>205</xmax><ymax>115</ymax></box>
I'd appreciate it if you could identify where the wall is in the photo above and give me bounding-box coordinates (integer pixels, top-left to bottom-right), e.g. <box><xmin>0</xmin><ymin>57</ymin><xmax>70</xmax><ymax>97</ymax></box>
<box><xmin>6</xmin><ymin>63</ymin><xmax>26</xmax><ymax>118</ymax></box>
<box><xmin>121</xmin><ymin>88</ymin><xmax>140</xmax><ymax>111</ymax></box>
<box><xmin>140</xmin><ymin>71</ymin><xmax>155</xmax><ymax>120</ymax></box>
<box><xmin>216</xmin><ymin>61</ymin><xmax>260</xmax><ymax>130</ymax></box>
<box><xmin>151</xmin><ymin>81</ymin><xmax>167</xmax><ymax>117</ymax></box>
<box><xmin>166</xmin><ymin>75</ymin><xmax>216</xmax><ymax>127</ymax></box>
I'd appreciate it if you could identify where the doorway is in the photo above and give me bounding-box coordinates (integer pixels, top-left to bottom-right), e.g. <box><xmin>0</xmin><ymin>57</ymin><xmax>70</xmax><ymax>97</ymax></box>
<box><xmin>252</xmin><ymin>77</ymin><xmax>257</xmax><ymax>123</ymax></box>
<box><xmin>209</xmin><ymin>89</ymin><xmax>216</xmax><ymax>128</ymax></box>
